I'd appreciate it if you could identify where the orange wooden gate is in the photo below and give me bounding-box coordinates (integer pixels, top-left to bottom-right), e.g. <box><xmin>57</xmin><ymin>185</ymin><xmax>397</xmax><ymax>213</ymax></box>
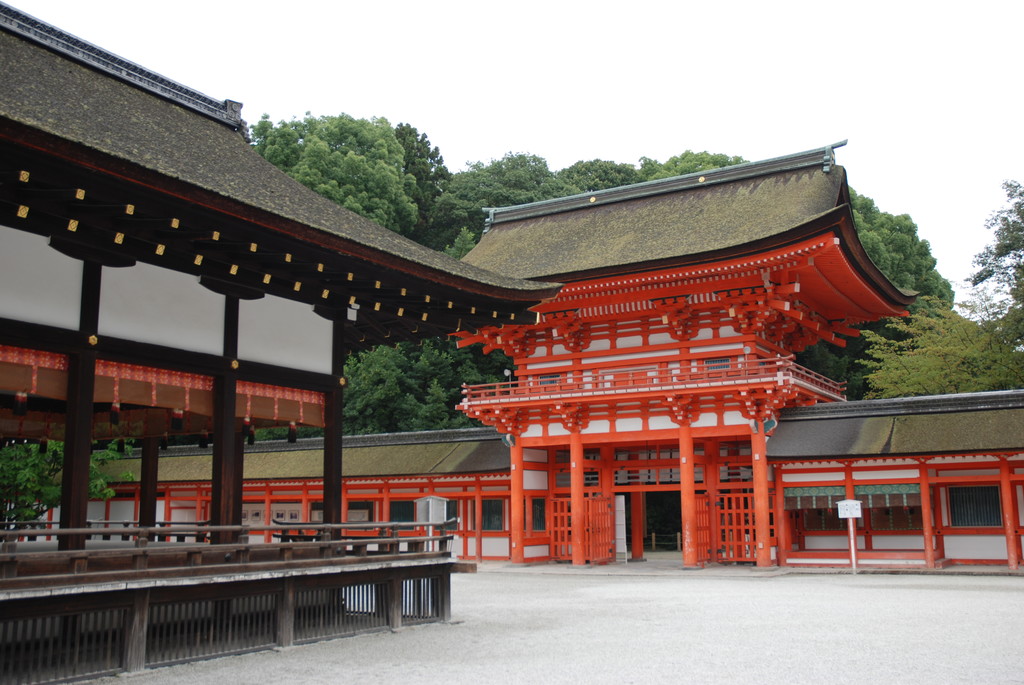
<box><xmin>696</xmin><ymin>494</ymin><xmax>712</xmax><ymax>564</ymax></box>
<box><xmin>550</xmin><ymin>498</ymin><xmax>571</xmax><ymax>561</ymax></box>
<box><xmin>585</xmin><ymin>496</ymin><xmax>615</xmax><ymax>565</ymax></box>
<box><xmin>716</xmin><ymin>488</ymin><xmax>756</xmax><ymax>562</ymax></box>
<box><xmin>548</xmin><ymin>496</ymin><xmax>615</xmax><ymax>564</ymax></box>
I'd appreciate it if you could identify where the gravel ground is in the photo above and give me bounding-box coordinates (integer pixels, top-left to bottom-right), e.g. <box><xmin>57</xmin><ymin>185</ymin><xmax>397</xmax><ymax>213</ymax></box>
<box><xmin>92</xmin><ymin>562</ymin><xmax>1024</xmax><ymax>685</ymax></box>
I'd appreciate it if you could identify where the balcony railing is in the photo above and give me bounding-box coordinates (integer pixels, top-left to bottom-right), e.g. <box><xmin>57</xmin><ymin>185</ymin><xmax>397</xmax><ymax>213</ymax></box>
<box><xmin>459</xmin><ymin>356</ymin><xmax>845</xmax><ymax>408</ymax></box>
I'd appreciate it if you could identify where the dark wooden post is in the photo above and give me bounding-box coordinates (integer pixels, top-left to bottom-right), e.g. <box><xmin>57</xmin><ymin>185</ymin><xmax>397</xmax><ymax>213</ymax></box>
<box><xmin>210</xmin><ymin>371</ymin><xmax>240</xmax><ymax>543</ymax></box>
<box><xmin>122</xmin><ymin>589</ymin><xmax>150</xmax><ymax>672</ymax></box>
<box><xmin>277</xmin><ymin>579</ymin><xmax>296</xmax><ymax>647</ymax></box>
<box><xmin>388</xmin><ymin>576</ymin><xmax>403</xmax><ymax>630</ymax></box>
<box><xmin>322</xmin><ymin>318</ymin><xmax>345</xmax><ymax>532</ymax></box>
<box><xmin>59</xmin><ymin>350</ymin><xmax>96</xmax><ymax>550</ymax></box>
<box><xmin>138</xmin><ymin>437</ymin><xmax>159</xmax><ymax>529</ymax></box>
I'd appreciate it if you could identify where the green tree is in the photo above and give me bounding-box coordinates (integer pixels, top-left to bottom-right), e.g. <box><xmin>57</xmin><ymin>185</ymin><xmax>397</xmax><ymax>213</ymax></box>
<box><xmin>558</xmin><ymin>159</ymin><xmax>642</xmax><ymax>193</ymax></box>
<box><xmin>429</xmin><ymin>153</ymin><xmax>577</xmax><ymax>245</ymax></box>
<box><xmin>862</xmin><ymin>297</ymin><xmax>1024</xmax><ymax>397</ymax></box>
<box><xmin>797</xmin><ymin>190</ymin><xmax>954</xmax><ymax>399</ymax></box>
<box><xmin>638</xmin><ymin>151</ymin><xmax>747</xmax><ymax>180</ymax></box>
<box><xmin>971</xmin><ymin>180</ymin><xmax>1024</xmax><ymax>346</ymax></box>
<box><xmin>443</xmin><ymin>227</ymin><xmax>478</xmax><ymax>259</ymax></box>
<box><xmin>1</xmin><ymin>442</ymin><xmax>126</xmax><ymax>522</ymax></box>
<box><xmin>252</xmin><ymin>114</ymin><xmax>418</xmax><ymax>236</ymax></box>
<box><xmin>394</xmin><ymin>123</ymin><xmax>452</xmax><ymax>248</ymax></box>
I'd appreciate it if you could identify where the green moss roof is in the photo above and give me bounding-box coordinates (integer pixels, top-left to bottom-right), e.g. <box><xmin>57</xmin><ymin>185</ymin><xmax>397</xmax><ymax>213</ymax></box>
<box><xmin>463</xmin><ymin>162</ymin><xmax>847</xmax><ymax>281</ymax></box>
<box><xmin>769</xmin><ymin>391</ymin><xmax>1024</xmax><ymax>459</ymax></box>
<box><xmin>0</xmin><ymin>28</ymin><xmax>555</xmax><ymax>298</ymax></box>
<box><xmin>103</xmin><ymin>430</ymin><xmax>508</xmax><ymax>483</ymax></box>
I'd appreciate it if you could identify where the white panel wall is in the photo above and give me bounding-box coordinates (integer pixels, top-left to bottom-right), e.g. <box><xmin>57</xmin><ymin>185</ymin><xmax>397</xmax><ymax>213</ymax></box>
<box><xmin>853</xmin><ymin>469</ymin><xmax>920</xmax><ymax>480</ymax></box>
<box><xmin>523</xmin><ymin>448</ymin><xmax>547</xmax><ymax>463</ymax></box>
<box><xmin>582</xmin><ymin>420</ymin><xmax>611</xmax><ymax>434</ymax></box>
<box><xmin>0</xmin><ymin>226</ymin><xmax>82</xmax><ymax>328</ymax></box>
<box><xmin>100</xmin><ymin>262</ymin><xmax>224</xmax><ymax>355</ymax></box>
<box><xmin>615</xmin><ymin>417</ymin><xmax>643</xmax><ymax>432</ymax></box>
<box><xmin>943</xmin><ymin>534</ymin><xmax>1007</xmax><ymax>559</ymax></box>
<box><xmin>482</xmin><ymin>537</ymin><xmax>510</xmax><ymax>557</ymax></box>
<box><xmin>238</xmin><ymin>294</ymin><xmax>332</xmax><ymax>374</ymax></box>
<box><xmin>524</xmin><ymin>544</ymin><xmax>548</xmax><ymax>559</ymax></box>
<box><xmin>782</xmin><ymin>471</ymin><xmax>844</xmax><ymax>483</ymax></box>
<box><xmin>523</xmin><ymin>470</ymin><xmax>548</xmax><ymax>490</ymax></box>
<box><xmin>872</xmin><ymin>535</ymin><xmax>924</xmax><ymax>550</ymax></box>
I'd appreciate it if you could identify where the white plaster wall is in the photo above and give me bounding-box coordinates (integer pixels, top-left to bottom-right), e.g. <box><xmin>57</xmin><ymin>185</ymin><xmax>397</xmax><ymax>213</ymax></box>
<box><xmin>482</xmin><ymin>537</ymin><xmax>510</xmax><ymax>557</ymax></box>
<box><xmin>582</xmin><ymin>420</ymin><xmax>611</xmax><ymax>435</ymax></box>
<box><xmin>943</xmin><ymin>535</ymin><xmax>1007</xmax><ymax>559</ymax></box>
<box><xmin>522</xmin><ymin>424</ymin><xmax>543</xmax><ymax>438</ymax></box>
<box><xmin>0</xmin><ymin>226</ymin><xmax>83</xmax><ymax>328</ymax></box>
<box><xmin>238</xmin><ymin>294</ymin><xmax>332</xmax><ymax>374</ymax></box>
<box><xmin>523</xmin><ymin>470</ymin><xmax>548</xmax><ymax>490</ymax></box>
<box><xmin>616</xmin><ymin>417</ymin><xmax>643</xmax><ymax>432</ymax></box>
<box><xmin>524</xmin><ymin>544</ymin><xmax>548</xmax><ymax>559</ymax></box>
<box><xmin>648</xmin><ymin>416</ymin><xmax>677</xmax><ymax>430</ymax></box>
<box><xmin>548</xmin><ymin>424</ymin><xmax>569</xmax><ymax>437</ymax></box>
<box><xmin>853</xmin><ymin>469</ymin><xmax>920</xmax><ymax>480</ymax></box>
<box><xmin>100</xmin><ymin>262</ymin><xmax>223</xmax><ymax>355</ymax></box>
<box><xmin>693</xmin><ymin>412</ymin><xmax>718</xmax><ymax>428</ymax></box>
<box><xmin>618</xmin><ymin>335</ymin><xmax>643</xmax><ymax>348</ymax></box>
<box><xmin>871</xmin><ymin>535</ymin><xmax>924</xmax><ymax>550</ymax></box>
<box><xmin>722</xmin><ymin>411</ymin><xmax>747</xmax><ymax>425</ymax></box>
<box><xmin>584</xmin><ymin>339</ymin><xmax>611</xmax><ymax>352</ymax></box>
<box><xmin>648</xmin><ymin>333</ymin><xmax>674</xmax><ymax>346</ymax></box>
<box><xmin>803</xmin><ymin>535</ymin><xmax>852</xmax><ymax>550</ymax></box>
<box><xmin>691</xmin><ymin>343</ymin><xmax>743</xmax><ymax>354</ymax></box>
<box><xmin>782</xmin><ymin>471</ymin><xmax>844</xmax><ymax>483</ymax></box>
<box><xmin>523</xmin><ymin>448</ymin><xmax>547</xmax><ymax>463</ymax></box>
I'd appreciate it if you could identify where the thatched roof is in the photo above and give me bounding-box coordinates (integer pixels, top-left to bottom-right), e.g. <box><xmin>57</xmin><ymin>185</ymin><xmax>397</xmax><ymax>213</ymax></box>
<box><xmin>106</xmin><ymin>428</ymin><xmax>508</xmax><ymax>482</ymax></box>
<box><xmin>462</xmin><ymin>145</ymin><xmax>913</xmax><ymax>316</ymax></box>
<box><xmin>768</xmin><ymin>390</ymin><xmax>1024</xmax><ymax>459</ymax></box>
<box><xmin>0</xmin><ymin>12</ymin><xmax>559</xmax><ymax>342</ymax></box>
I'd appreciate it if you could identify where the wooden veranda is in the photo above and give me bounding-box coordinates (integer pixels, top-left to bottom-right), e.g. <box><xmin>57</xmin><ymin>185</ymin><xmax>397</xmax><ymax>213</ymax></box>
<box><xmin>0</xmin><ymin>520</ymin><xmax>462</xmax><ymax>683</ymax></box>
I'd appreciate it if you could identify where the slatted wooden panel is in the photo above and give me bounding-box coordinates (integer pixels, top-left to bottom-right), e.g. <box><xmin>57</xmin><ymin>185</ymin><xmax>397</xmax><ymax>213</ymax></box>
<box><xmin>0</xmin><ymin>608</ymin><xmax>125</xmax><ymax>684</ymax></box>
<box><xmin>402</xmin><ymin>576</ymin><xmax>441</xmax><ymax>625</ymax></box>
<box><xmin>145</xmin><ymin>593</ymin><xmax>276</xmax><ymax>667</ymax></box>
<box><xmin>294</xmin><ymin>583</ymin><xmax>388</xmax><ymax>642</ymax></box>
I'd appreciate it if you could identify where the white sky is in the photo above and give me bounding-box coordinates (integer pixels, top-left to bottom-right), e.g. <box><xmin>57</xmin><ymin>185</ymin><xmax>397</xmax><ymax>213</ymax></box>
<box><xmin>11</xmin><ymin>0</ymin><xmax>1022</xmax><ymax>301</ymax></box>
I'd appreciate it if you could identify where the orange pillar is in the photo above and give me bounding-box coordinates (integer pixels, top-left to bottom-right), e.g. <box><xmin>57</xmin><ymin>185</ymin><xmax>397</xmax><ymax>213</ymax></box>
<box><xmin>630</xmin><ymin>491</ymin><xmax>645</xmax><ymax>560</ymax></box>
<box><xmin>999</xmin><ymin>459</ymin><xmax>1019</xmax><ymax>570</ymax></box>
<box><xmin>570</xmin><ymin>430</ymin><xmax>586</xmax><ymax>566</ymax></box>
<box><xmin>751</xmin><ymin>424</ymin><xmax>773</xmax><ymax>567</ymax></box>
<box><xmin>510</xmin><ymin>440</ymin><xmax>525</xmax><ymax>563</ymax></box>
<box><xmin>919</xmin><ymin>465</ymin><xmax>936</xmax><ymax>568</ymax></box>
<box><xmin>678</xmin><ymin>422</ymin><xmax>699</xmax><ymax>567</ymax></box>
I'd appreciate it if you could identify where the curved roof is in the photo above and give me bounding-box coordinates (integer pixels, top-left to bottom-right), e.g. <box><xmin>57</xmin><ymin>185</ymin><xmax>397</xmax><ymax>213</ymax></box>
<box><xmin>0</xmin><ymin>17</ymin><xmax>558</xmax><ymax>345</ymax></box>
<box><xmin>463</xmin><ymin>146</ymin><xmax>906</xmax><ymax>307</ymax></box>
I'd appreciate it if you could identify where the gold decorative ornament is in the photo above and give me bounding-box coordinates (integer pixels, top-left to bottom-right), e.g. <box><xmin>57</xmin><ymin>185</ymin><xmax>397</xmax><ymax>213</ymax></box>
<box><xmin>88</xmin><ymin>335</ymin><xmax>98</xmax><ymax>346</ymax></box>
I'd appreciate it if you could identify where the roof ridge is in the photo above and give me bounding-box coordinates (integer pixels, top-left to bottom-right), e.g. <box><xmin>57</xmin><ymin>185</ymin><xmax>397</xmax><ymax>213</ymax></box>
<box><xmin>482</xmin><ymin>141</ymin><xmax>847</xmax><ymax>230</ymax></box>
<box><xmin>0</xmin><ymin>2</ymin><xmax>244</xmax><ymax>129</ymax></box>
<box><xmin>780</xmin><ymin>389</ymin><xmax>1024</xmax><ymax>421</ymax></box>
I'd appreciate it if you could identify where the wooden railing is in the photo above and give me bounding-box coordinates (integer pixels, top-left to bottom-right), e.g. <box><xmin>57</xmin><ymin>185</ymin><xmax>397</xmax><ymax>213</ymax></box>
<box><xmin>0</xmin><ymin>519</ymin><xmax>458</xmax><ymax>584</ymax></box>
<box><xmin>459</xmin><ymin>356</ymin><xmax>845</xmax><ymax>408</ymax></box>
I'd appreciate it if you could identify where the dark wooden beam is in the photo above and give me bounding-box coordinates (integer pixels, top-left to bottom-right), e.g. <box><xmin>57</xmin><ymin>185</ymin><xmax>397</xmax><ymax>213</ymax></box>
<box><xmin>138</xmin><ymin>437</ymin><xmax>159</xmax><ymax>528</ymax></box>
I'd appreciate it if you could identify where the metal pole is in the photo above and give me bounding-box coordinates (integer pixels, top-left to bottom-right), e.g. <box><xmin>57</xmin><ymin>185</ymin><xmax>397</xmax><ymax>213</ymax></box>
<box><xmin>847</xmin><ymin>517</ymin><xmax>858</xmax><ymax>574</ymax></box>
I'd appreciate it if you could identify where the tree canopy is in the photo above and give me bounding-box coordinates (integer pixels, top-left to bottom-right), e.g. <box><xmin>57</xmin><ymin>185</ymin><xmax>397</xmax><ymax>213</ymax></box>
<box><xmin>251</xmin><ymin>114</ymin><xmax>418</xmax><ymax>236</ymax></box>
<box><xmin>862</xmin><ymin>297</ymin><xmax>1024</xmax><ymax>397</ymax></box>
<box><xmin>971</xmin><ymin>180</ymin><xmax>1024</xmax><ymax>346</ymax></box>
<box><xmin>1</xmin><ymin>442</ymin><xmax>125</xmax><ymax>522</ymax></box>
<box><xmin>250</xmin><ymin>116</ymin><xmax>963</xmax><ymax>424</ymax></box>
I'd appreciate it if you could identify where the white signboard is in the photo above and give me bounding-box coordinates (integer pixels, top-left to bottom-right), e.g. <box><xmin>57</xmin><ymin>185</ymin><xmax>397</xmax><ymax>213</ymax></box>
<box><xmin>836</xmin><ymin>499</ymin><xmax>862</xmax><ymax>519</ymax></box>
